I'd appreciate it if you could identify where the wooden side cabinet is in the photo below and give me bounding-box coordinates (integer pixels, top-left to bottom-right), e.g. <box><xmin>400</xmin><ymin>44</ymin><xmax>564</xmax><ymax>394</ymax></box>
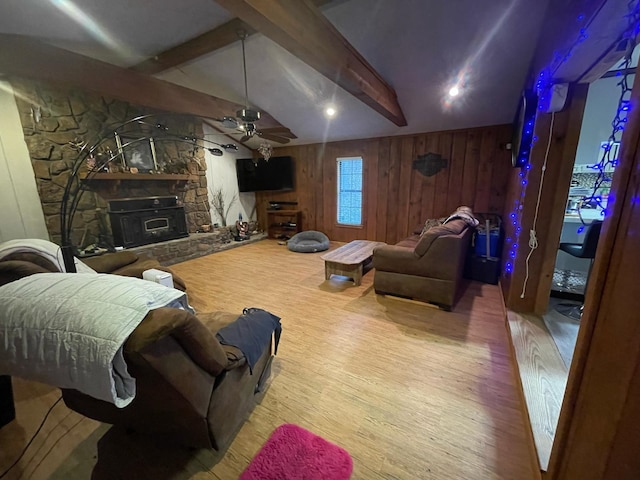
<box><xmin>267</xmin><ymin>210</ymin><xmax>302</xmax><ymax>239</ymax></box>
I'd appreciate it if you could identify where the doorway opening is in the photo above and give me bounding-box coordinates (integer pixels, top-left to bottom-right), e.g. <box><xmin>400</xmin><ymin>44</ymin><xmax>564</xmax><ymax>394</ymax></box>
<box><xmin>543</xmin><ymin>47</ymin><xmax>638</xmax><ymax>368</ymax></box>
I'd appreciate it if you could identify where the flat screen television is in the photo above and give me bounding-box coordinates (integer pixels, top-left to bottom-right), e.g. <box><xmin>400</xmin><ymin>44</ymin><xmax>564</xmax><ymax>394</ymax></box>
<box><xmin>511</xmin><ymin>89</ymin><xmax>538</xmax><ymax>167</ymax></box>
<box><xmin>236</xmin><ymin>156</ymin><xmax>295</xmax><ymax>192</ymax></box>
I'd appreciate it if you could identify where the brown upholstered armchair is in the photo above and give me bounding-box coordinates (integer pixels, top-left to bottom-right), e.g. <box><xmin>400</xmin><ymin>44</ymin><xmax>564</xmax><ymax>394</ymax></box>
<box><xmin>0</xmin><ymin>255</ymin><xmax>276</xmax><ymax>451</ymax></box>
<box><xmin>62</xmin><ymin>308</ymin><xmax>274</xmax><ymax>450</ymax></box>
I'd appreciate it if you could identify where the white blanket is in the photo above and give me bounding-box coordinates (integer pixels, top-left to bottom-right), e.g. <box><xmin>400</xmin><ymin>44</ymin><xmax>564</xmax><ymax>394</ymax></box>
<box><xmin>0</xmin><ymin>273</ymin><xmax>192</xmax><ymax>407</ymax></box>
<box><xmin>0</xmin><ymin>238</ymin><xmax>96</xmax><ymax>274</ymax></box>
<box><xmin>443</xmin><ymin>211</ymin><xmax>479</xmax><ymax>228</ymax></box>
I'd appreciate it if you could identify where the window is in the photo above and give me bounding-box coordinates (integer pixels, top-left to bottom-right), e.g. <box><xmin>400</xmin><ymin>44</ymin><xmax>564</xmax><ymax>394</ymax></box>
<box><xmin>336</xmin><ymin>156</ymin><xmax>363</xmax><ymax>225</ymax></box>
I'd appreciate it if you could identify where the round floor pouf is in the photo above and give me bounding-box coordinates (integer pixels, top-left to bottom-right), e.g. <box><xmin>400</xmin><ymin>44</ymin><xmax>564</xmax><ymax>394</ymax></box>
<box><xmin>288</xmin><ymin>230</ymin><xmax>330</xmax><ymax>253</ymax></box>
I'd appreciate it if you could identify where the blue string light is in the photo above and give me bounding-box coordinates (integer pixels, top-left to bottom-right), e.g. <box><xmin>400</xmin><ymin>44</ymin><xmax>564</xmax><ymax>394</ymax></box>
<box><xmin>503</xmin><ymin>1</ymin><xmax>640</xmax><ymax>275</ymax></box>
<box><xmin>576</xmin><ymin>2</ymin><xmax>640</xmax><ymax>230</ymax></box>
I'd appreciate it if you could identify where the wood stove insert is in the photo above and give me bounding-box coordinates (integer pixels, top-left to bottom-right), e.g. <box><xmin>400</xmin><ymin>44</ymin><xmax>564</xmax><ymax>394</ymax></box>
<box><xmin>109</xmin><ymin>196</ymin><xmax>188</xmax><ymax>248</ymax></box>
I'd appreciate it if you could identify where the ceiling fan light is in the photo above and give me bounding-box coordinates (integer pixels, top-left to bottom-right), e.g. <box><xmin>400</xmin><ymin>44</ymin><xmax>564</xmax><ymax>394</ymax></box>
<box><xmin>221</xmin><ymin>144</ymin><xmax>239</xmax><ymax>151</ymax></box>
<box><xmin>237</xmin><ymin>108</ymin><xmax>261</xmax><ymax>123</ymax></box>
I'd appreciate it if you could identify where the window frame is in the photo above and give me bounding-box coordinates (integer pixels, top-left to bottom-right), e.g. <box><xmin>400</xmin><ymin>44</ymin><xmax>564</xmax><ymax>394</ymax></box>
<box><xmin>336</xmin><ymin>156</ymin><xmax>364</xmax><ymax>227</ymax></box>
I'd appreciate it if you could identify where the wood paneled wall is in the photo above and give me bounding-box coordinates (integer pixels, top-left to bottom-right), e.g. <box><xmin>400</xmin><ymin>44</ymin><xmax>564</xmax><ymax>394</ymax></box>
<box><xmin>256</xmin><ymin>124</ymin><xmax>513</xmax><ymax>244</ymax></box>
<box><xmin>501</xmin><ymin>84</ymin><xmax>589</xmax><ymax>313</ymax></box>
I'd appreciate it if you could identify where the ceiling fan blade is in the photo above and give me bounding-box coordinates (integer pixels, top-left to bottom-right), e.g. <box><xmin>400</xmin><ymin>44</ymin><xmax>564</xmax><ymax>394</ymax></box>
<box><xmin>258</xmin><ymin>133</ymin><xmax>290</xmax><ymax>144</ymax></box>
<box><xmin>239</xmin><ymin>135</ymin><xmax>252</xmax><ymax>143</ymax></box>
<box><xmin>219</xmin><ymin>116</ymin><xmax>239</xmax><ymax>129</ymax></box>
<box><xmin>259</xmin><ymin>127</ymin><xmax>297</xmax><ymax>139</ymax></box>
<box><xmin>258</xmin><ymin>127</ymin><xmax>290</xmax><ymax>133</ymax></box>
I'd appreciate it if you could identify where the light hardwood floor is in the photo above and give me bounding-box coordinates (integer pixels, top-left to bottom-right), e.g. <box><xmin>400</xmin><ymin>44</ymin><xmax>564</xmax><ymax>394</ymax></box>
<box><xmin>0</xmin><ymin>240</ymin><xmax>536</xmax><ymax>479</ymax></box>
<box><xmin>507</xmin><ymin>311</ymin><xmax>568</xmax><ymax>472</ymax></box>
<box><xmin>543</xmin><ymin>298</ymin><xmax>580</xmax><ymax>369</ymax></box>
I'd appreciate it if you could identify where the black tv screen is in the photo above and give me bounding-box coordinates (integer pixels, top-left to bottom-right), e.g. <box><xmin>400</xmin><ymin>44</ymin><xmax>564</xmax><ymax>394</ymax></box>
<box><xmin>236</xmin><ymin>156</ymin><xmax>295</xmax><ymax>192</ymax></box>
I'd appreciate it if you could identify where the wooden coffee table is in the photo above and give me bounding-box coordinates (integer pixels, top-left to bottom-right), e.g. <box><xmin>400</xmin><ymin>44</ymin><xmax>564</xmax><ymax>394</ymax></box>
<box><xmin>321</xmin><ymin>240</ymin><xmax>386</xmax><ymax>286</ymax></box>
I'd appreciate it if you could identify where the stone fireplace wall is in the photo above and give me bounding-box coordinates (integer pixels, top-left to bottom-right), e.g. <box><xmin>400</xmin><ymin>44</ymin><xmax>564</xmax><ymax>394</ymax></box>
<box><xmin>10</xmin><ymin>78</ymin><xmax>211</xmax><ymax>249</ymax></box>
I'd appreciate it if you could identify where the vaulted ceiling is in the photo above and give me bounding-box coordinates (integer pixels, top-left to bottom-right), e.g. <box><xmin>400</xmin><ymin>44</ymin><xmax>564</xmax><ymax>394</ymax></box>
<box><xmin>0</xmin><ymin>0</ymin><xmax>550</xmax><ymax>147</ymax></box>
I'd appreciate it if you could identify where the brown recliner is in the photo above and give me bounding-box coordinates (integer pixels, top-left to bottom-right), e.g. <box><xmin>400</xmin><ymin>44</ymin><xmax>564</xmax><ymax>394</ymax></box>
<box><xmin>372</xmin><ymin>218</ymin><xmax>473</xmax><ymax>310</ymax></box>
<box><xmin>61</xmin><ymin>308</ymin><xmax>275</xmax><ymax>450</ymax></box>
<box><xmin>0</xmin><ymin>256</ymin><xmax>275</xmax><ymax>451</ymax></box>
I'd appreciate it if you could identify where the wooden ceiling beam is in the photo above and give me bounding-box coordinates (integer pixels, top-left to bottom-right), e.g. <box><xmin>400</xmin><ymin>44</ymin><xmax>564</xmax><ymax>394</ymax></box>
<box><xmin>0</xmin><ymin>34</ymin><xmax>284</xmax><ymax>129</ymax></box>
<box><xmin>133</xmin><ymin>18</ymin><xmax>256</xmax><ymax>75</ymax></box>
<box><xmin>212</xmin><ymin>0</ymin><xmax>407</xmax><ymax>127</ymax></box>
<box><xmin>528</xmin><ymin>0</ymin><xmax>627</xmax><ymax>83</ymax></box>
<box><xmin>132</xmin><ymin>0</ymin><xmax>333</xmax><ymax>75</ymax></box>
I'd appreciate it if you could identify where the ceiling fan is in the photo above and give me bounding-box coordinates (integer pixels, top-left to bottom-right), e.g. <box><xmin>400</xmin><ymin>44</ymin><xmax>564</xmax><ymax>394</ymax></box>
<box><xmin>214</xmin><ymin>30</ymin><xmax>296</xmax><ymax>145</ymax></box>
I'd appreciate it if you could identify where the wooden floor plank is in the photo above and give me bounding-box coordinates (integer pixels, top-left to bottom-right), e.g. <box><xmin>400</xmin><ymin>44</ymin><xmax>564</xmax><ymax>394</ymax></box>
<box><xmin>0</xmin><ymin>240</ymin><xmax>536</xmax><ymax>479</ymax></box>
<box><xmin>543</xmin><ymin>298</ymin><xmax>580</xmax><ymax>368</ymax></box>
<box><xmin>506</xmin><ymin>310</ymin><xmax>569</xmax><ymax>472</ymax></box>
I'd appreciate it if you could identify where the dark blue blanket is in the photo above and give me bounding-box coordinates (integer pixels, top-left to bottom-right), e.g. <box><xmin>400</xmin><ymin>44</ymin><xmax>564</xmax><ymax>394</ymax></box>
<box><xmin>216</xmin><ymin>308</ymin><xmax>281</xmax><ymax>374</ymax></box>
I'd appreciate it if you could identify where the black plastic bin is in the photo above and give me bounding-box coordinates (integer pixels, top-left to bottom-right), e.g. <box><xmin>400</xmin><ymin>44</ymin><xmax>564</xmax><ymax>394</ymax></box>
<box><xmin>465</xmin><ymin>254</ymin><xmax>501</xmax><ymax>285</ymax></box>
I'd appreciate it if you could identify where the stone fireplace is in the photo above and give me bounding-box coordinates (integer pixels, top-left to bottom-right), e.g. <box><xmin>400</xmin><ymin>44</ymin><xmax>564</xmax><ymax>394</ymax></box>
<box><xmin>10</xmin><ymin>79</ymin><xmax>212</xmax><ymax>251</ymax></box>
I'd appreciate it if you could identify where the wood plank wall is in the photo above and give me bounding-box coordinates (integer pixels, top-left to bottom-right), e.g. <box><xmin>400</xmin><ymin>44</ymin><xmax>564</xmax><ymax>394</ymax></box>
<box><xmin>256</xmin><ymin>124</ymin><xmax>513</xmax><ymax>244</ymax></box>
<box><xmin>500</xmin><ymin>85</ymin><xmax>588</xmax><ymax>313</ymax></box>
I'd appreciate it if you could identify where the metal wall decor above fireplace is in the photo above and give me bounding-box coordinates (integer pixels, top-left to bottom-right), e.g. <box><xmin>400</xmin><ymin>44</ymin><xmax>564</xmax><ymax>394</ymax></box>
<box><xmin>109</xmin><ymin>196</ymin><xmax>188</xmax><ymax>248</ymax></box>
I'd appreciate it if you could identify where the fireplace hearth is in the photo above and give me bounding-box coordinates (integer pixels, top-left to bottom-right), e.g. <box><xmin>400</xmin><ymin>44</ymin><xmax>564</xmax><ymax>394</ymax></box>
<box><xmin>109</xmin><ymin>196</ymin><xmax>188</xmax><ymax>248</ymax></box>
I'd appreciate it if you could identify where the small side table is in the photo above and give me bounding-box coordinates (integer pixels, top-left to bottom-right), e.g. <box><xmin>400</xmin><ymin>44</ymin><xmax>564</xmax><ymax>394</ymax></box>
<box><xmin>0</xmin><ymin>375</ymin><xmax>16</xmax><ymax>428</ymax></box>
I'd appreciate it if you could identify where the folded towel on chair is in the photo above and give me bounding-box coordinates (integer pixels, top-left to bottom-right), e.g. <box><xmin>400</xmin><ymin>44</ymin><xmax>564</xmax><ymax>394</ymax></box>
<box><xmin>216</xmin><ymin>308</ymin><xmax>281</xmax><ymax>373</ymax></box>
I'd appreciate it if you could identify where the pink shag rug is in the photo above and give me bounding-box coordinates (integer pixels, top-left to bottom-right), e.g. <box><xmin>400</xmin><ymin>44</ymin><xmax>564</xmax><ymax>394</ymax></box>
<box><xmin>240</xmin><ymin>424</ymin><xmax>353</xmax><ymax>480</ymax></box>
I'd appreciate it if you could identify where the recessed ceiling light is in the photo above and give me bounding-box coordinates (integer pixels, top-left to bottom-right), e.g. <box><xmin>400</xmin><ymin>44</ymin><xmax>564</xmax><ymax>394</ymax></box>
<box><xmin>448</xmin><ymin>86</ymin><xmax>460</xmax><ymax>97</ymax></box>
<box><xmin>325</xmin><ymin>107</ymin><xmax>336</xmax><ymax>117</ymax></box>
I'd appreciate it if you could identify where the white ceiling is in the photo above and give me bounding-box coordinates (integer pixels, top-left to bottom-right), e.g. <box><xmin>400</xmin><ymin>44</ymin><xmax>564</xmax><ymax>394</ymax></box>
<box><xmin>0</xmin><ymin>0</ymin><xmax>550</xmax><ymax>146</ymax></box>
<box><xmin>0</xmin><ymin>0</ymin><xmax>233</xmax><ymax>65</ymax></box>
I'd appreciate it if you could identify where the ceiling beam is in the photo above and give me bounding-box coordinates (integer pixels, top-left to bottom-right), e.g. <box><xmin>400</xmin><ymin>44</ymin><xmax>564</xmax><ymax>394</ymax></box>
<box><xmin>132</xmin><ymin>0</ymin><xmax>334</xmax><ymax>75</ymax></box>
<box><xmin>133</xmin><ymin>18</ymin><xmax>256</xmax><ymax>75</ymax></box>
<box><xmin>528</xmin><ymin>0</ymin><xmax>611</xmax><ymax>82</ymax></box>
<box><xmin>0</xmin><ymin>34</ymin><xmax>284</xmax><ymax>129</ymax></box>
<box><xmin>212</xmin><ymin>0</ymin><xmax>407</xmax><ymax>126</ymax></box>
